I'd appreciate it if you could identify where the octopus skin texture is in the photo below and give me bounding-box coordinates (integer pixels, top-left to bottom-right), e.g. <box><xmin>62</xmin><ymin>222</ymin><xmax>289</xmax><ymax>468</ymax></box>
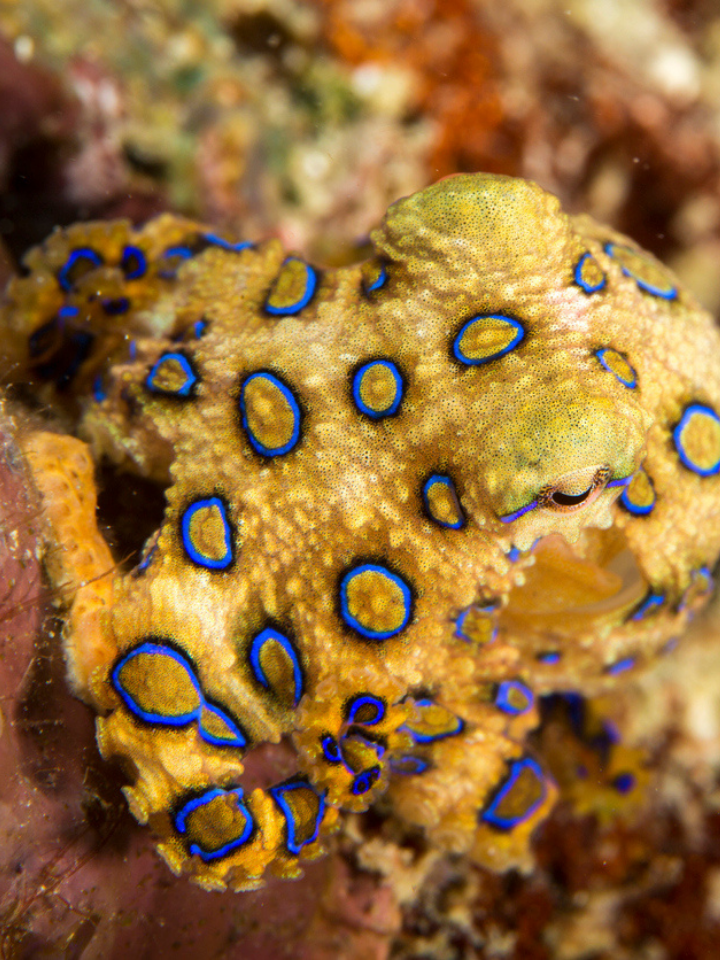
<box><xmin>3</xmin><ymin>172</ymin><xmax>720</xmax><ymax>891</ymax></box>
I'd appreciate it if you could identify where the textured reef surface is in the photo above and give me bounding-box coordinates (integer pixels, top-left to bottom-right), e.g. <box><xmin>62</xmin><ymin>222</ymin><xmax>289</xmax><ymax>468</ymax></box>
<box><xmin>3</xmin><ymin>171</ymin><xmax>720</xmax><ymax>896</ymax></box>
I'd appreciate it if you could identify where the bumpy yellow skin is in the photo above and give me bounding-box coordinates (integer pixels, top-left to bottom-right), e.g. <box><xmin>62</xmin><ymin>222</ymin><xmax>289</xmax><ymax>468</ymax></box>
<box><xmin>5</xmin><ymin>174</ymin><xmax>720</xmax><ymax>891</ymax></box>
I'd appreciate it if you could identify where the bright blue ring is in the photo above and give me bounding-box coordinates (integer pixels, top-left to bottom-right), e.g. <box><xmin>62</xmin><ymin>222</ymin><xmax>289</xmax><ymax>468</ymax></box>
<box><xmin>673</xmin><ymin>404</ymin><xmax>720</xmax><ymax>476</ymax></box>
<box><xmin>163</xmin><ymin>245</ymin><xmax>193</xmax><ymax>260</ymax></box>
<box><xmin>605</xmin><ymin>242</ymin><xmax>677</xmax><ymax>300</ymax></box>
<box><xmin>495</xmin><ymin>680</ymin><xmax>534</xmax><ymax>716</ymax></box>
<box><xmin>595</xmin><ymin>348</ymin><xmax>637</xmax><ymax>389</ymax></box>
<box><xmin>265</xmin><ymin>258</ymin><xmax>317</xmax><ymax>315</ymax></box>
<box><xmin>390</xmin><ymin>756</ymin><xmax>429</xmax><ymax>776</ymax></box>
<box><xmin>605</xmin><ymin>656</ymin><xmax>635</xmax><ymax>676</ymax></box>
<box><xmin>499</xmin><ymin>500</ymin><xmax>538</xmax><ymax>524</ymax></box>
<box><xmin>620</xmin><ymin>482</ymin><xmax>654</xmax><ymax>516</ymax></box>
<box><xmin>346</xmin><ymin>694</ymin><xmax>386</xmax><ymax>726</ymax></box>
<box><xmin>321</xmin><ymin>736</ymin><xmax>342</xmax><ymax>764</ymax></box>
<box><xmin>239</xmin><ymin>372</ymin><xmax>301</xmax><ymax>457</ymax></box>
<box><xmin>400</xmin><ymin>714</ymin><xmax>464</xmax><ymax>745</ymax></box>
<box><xmin>453</xmin><ymin>314</ymin><xmax>525</xmax><ymax>366</ymax></box>
<box><xmin>269</xmin><ymin>780</ymin><xmax>325</xmax><ymax>855</ymax></box>
<box><xmin>481</xmin><ymin>757</ymin><xmax>546</xmax><ymax>830</ymax></box>
<box><xmin>365</xmin><ymin>263</ymin><xmax>387</xmax><ymax>293</ymax></box>
<box><xmin>422</xmin><ymin>474</ymin><xmax>464</xmax><ymax>529</ymax></box>
<box><xmin>351</xmin><ymin>766</ymin><xmax>380</xmax><ymax>796</ymax></box>
<box><xmin>181</xmin><ymin>497</ymin><xmax>233</xmax><ymax>570</ymax></box>
<box><xmin>158</xmin><ymin>245</ymin><xmax>194</xmax><ymax>279</ymax></box>
<box><xmin>120</xmin><ymin>245</ymin><xmax>147</xmax><ymax>280</ymax></box>
<box><xmin>249</xmin><ymin>627</ymin><xmax>303</xmax><ymax>706</ymax></box>
<box><xmin>573</xmin><ymin>252</ymin><xmax>606</xmax><ymax>294</ymax></box>
<box><xmin>340</xmin><ymin>563</ymin><xmax>412</xmax><ymax>640</ymax></box>
<box><xmin>58</xmin><ymin>247</ymin><xmax>103</xmax><ymax>291</ymax></box>
<box><xmin>111</xmin><ymin>642</ymin><xmax>202</xmax><ymax>726</ymax></box>
<box><xmin>198</xmin><ymin>702</ymin><xmax>247</xmax><ymax>749</ymax></box>
<box><xmin>146</xmin><ymin>352</ymin><xmax>198</xmax><ymax>397</ymax></box>
<box><xmin>606</xmin><ymin>475</ymin><xmax>632</xmax><ymax>489</ymax></box>
<box><xmin>352</xmin><ymin>360</ymin><xmax>403</xmax><ymax>419</ymax></box>
<box><xmin>630</xmin><ymin>592</ymin><xmax>664</xmax><ymax>621</ymax></box>
<box><xmin>454</xmin><ymin>605</ymin><xmax>498</xmax><ymax>643</ymax></box>
<box><xmin>175</xmin><ymin>787</ymin><xmax>254</xmax><ymax>861</ymax></box>
<box><xmin>203</xmin><ymin>233</ymin><xmax>253</xmax><ymax>253</ymax></box>
<box><xmin>536</xmin><ymin>651</ymin><xmax>561</xmax><ymax>664</ymax></box>
<box><xmin>613</xmin><ymin>772</ymin><xmax>636</xmax><ymax>794</ymax></box>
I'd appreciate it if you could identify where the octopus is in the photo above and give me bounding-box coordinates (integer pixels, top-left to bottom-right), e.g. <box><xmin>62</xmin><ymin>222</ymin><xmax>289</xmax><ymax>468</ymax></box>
<box><xmin>3</xmin><ymin>172</ymin><xmax>720</xmax><ymax>892</ymax></box>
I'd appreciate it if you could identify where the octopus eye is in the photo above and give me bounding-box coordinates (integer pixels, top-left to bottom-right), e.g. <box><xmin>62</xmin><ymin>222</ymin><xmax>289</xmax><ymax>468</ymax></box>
<box><xmin>540</xmin><ymin>468</ymin><xmax>611</xmax><ymax>514</ymax></box>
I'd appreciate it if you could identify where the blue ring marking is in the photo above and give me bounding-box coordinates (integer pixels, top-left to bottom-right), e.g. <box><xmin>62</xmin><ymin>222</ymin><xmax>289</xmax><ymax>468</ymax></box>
<box><xmin>345</xmin><ymin>694</ymin><xmax>386</xmax><ymax>726</ymax></box>
<box><xmin>269</xmin><ymin>779</ymin><xmax>326</xmax><ymax>855</ymax></box>
<box><xmin>120</xmin><ymin>244</ymin><xmax>147</xmax><ymax>280</ymax></box>
<box><xmin>203</xmin><ymin>233</ymin><xmax>254</xmax><ymax>253</ymax></box>
<box><xmin>506</xmin><ymin>547</ymin><xmax>522</xmax><ymax>563</ymax></box>
<box><xmin>174</xmin><ymin>787</ymin><xmax>254</xmax><ymax>862</ymax></box>
<box><xmin>265</xmin><ymin>258</ymin><xmax>317</xmax><ymax>315</ymax></box>
<box><xmin>630</xmin><ymin>592</ymin><xmax>664</xmax><ymax>621</ymax></box>
<box><xmin>499</xmin><ymin>500</ymin><xmax>538</xmax><ymax>524</ymax></box>
<box><xmin>180</xmin><ymin>497</ymin><xmax>234</xmax><ymax>570</ymax></box>
<box><xmin>249</xmin><ymin>626</ymin><xmax>304</xmax><ymax>706</ymax></box>
<box><xmin>536</xmin><ymin>651</ymin><xmax>561</xmax><ymax>664</ymax></box>
<box><xmin>158</xmin><ymin>245</ymin><xmax>194</xmax><ymax>279</ymax></box>
<box><xmin>390</xmin><ymin>756</ymin><xmax>429</xmax><ymax>776</ymax></box>
<box><xmin>573</xmin><ymin>252</ymin><xmax>606</xmax><ymax>294</ymax></box>
<box><xmin>321</xmin><ymin>735</ymin><xmax>343</xmax><ymax>764</ymax></box>
<box><xmin>673</xmin><ymin>404</ymin><xmax>720</xmax><ymax>476</ymax></box>
<box><xmin>352</xmin><ymin>360</ymin><xmax>404</xmax><ymax>419</ymax></box>
<box><xmin>57</xmin><ymin>304</ymin><xmax>80</xmax><ymax>323</ymax></box>
<box><xmin>619</xmin><ymin>484</ymin><xmax>654</xmax><ymax>516</ymax></box>
<box><xmin>339</xmin><ymin>563</ymin><xmax>412</xmax><ymax>641</ymax></box>
<box><xmin>129</xmin><ymin>340</ymin><xmax>137</xmax><ymax>361</ymax></box>
<box><xmin>595</xmin><ymin>348</ymin><xmax>637</xmax><ymax>389</ymax></box>
<box><xmin>239</xmin><ymin>371</ymin><xmax>302</xmax><ymax>457</ymax></box>
<box><xmin>57</xmin><ymin>247</ymin><xmax>103</xmax><ymax>291</ymax></box>
<box><xmin>400</xmin><ymin>701</ymin><xmax>464</xmax><ymax>744</ymax></box>
<box><xmin>612</xmin><ymin>772</ymin><xmax>636</xmax><ymax>794</ymax></box>
<box><xmin>454</xmin><ymin>605</ymin><xmax>498</xmax><ymax>644</ymax></box>
<box><xmin>605</xmin><ymin>656</ymin><xmax>636</xmax><ymax>676</ymax></box>
<box><xmin>198</xmin><ymin>702</ymin><xmax>247</xmax><ymax>749</ymax></box>
<box><xmin>452</xmin><ymin>314</ymin><xmax>525</xmax><ymax>366</ymax></box>
<box><xmin>606</xmin><ymin>475</ymin><xmax>632</xmax><ymax>489</ymax></box>
<box><xmin>193</xmin><ymin>318</ymin><xmax>208</xmax><ymax>338</ymax></box>
<box><xmin>111</xmin><ymin>641</ymin><xmax>202</xmax><ymax>726</ymax></box>
<box><xmin>495</xmin><ymin>680</ymin><xmax>534</xmax><ymax>716</ymax></box>
<box><xmin>480</xmin><ymin>757</ymin><xmax>547</xmax><ymax>830</ymax></box>
<box><xmin>146</xmin><ymin>351</ymin><xmax>198</xmax><ymax>398</ymax></box>
<box><xmin>92</xmin><ymin>374</ymin><xmax>107</xmax><ymax>403</ymax></box>
<box><xmin>604</xmin><ymin>242</ymin><xmax>678</xmax><ymax>300</ymax></box>
<box><xmin>422</xmin><ymin>474</ymin><xmax>465</xmax><ymax>529</ymax></box>
<box><xmin>101</xmin><ymin>296</ymin><xmax>130</xmax><ymax>316</ymax></box>
<box><xmin>351</xmin><ymin>766</ymin><xmax>381</xmax><ymax>796</ymax></box>
<box><xmin>365</xmin><ymin>263</ymin><xmax>387</xmax><ymax>293</ymax></box>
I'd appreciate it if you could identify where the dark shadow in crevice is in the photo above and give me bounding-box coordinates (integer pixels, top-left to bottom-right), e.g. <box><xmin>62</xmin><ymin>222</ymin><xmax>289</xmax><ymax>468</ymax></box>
<box><xmin>95</xmin><ymin>462</ymin><xmax>169</xmax><ymax>569</ymax></box>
